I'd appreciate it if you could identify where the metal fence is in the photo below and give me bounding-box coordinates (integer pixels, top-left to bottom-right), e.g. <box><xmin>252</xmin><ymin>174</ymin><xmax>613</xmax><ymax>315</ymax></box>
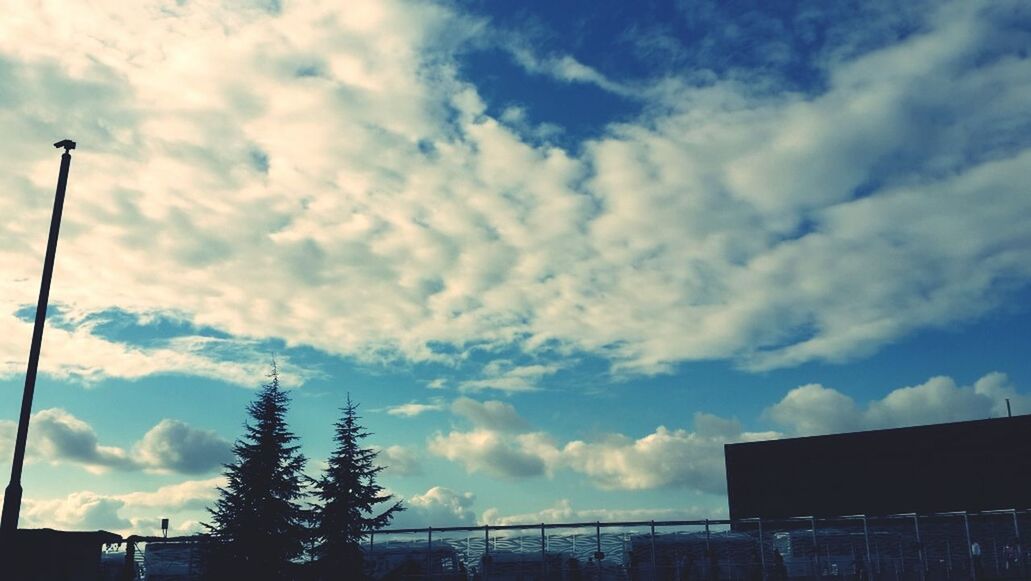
<box><xmin>104</xmin><ymin>510</ymin><xmax>1031</xmax><ymax>579</ymax></box>
<box><xmin>366</xmin><ymin>509</ymin><xmax>1031</xmax><ymax>581</ymax></box>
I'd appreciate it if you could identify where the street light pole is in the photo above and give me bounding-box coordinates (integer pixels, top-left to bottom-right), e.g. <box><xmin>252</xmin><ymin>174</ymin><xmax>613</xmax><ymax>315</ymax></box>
<box><xmin>1</xmin><ymin>139</ymin><xmax>76</xmax><ymax>534</ymax></box>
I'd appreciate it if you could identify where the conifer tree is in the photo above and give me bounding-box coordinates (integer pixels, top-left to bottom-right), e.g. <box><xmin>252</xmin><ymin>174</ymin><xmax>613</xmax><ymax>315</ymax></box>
<box><xmin>205</xmin><ymin>362</ymin><xmax>309</xmax><ymax>580</ymax></box>
<box><xmin>312</xmin><ymin>394</ymin><xmax>403</xmax><ymax>579</ymax></box>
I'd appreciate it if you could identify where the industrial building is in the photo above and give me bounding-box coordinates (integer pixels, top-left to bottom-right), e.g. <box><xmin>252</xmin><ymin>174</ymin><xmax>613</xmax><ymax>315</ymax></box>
<box><xmin>724</xmin><ymin>415</ymin><xmax>1031</xmax><ymax>520</ymax></box>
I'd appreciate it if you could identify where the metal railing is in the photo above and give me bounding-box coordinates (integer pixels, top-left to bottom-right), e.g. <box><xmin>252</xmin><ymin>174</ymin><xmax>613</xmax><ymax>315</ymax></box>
<box><xmin>104</xmin><ymin>509</ymin><xmax>1031</xmax><ymax>579</ymax></box>
<box><xmin>366</xmin><ymin>509</ymin><xmax>1031</xmax><ymax>580</ymax></box>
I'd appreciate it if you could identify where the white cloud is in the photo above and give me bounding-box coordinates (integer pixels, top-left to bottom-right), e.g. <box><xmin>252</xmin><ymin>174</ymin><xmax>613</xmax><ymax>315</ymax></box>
<box><xmin>428</xmin><ymin>429</ymin><xmax>550</xmax><ymax>479</ymax></box>
<box><xmin>134</xmin><ymin>419</ymin><xmax>233</xmax><ymax>475</ymax></box>
<box><xmin>392</xmin><ymin>486</ymin><xmax>477</xmax><ymax>528</ymax></box>
<box><xmin>0</xmin><ymin>0</ymin><xmax>1028</xmax><ymax>384</ymax></box>
<box><xmin>972</xmin><ymin>372</ymin><xmax>1031</xmax><ymax>417</ymax></box>
<box><xmin>0</xmin><ymin>408</ymin><xmax>230</xmax><ymax>475</ymax></box>
<box><xmin>430</xmin><ymin>404</ymin><xmax>778</xmax><ymax>493</ymax></box>
<box><xmin>0</xmin><ymin>312</ymin><xmax>314</xmax><ymax>387</ymax></box>
<box><xmin>481</xmin><ymin>499</ymin><xmax>720</xmax><ymax>526</ymax></box>
<box><xmin>505</xmin><ymin>46</ymin><xmax>639</xmax><ymax>98</ymax></box>
<box><xmin>18</xmin><ymin>408</ymin><xmax>135</xmax><ymax>473</ymax></box>
<box><xmin>21</xmin><ymin>492</ymin><xmax>132</xmax><ymax>532</ymax></box>
<box><xmin>386</xmin><ymin>401</ymin><xmax>445</xmax><ymax>417</ymax></box>
<box><xmin>459</xmin><ymin>361</ymin><xmax>561</xmax><ymax>393</ymax></box>
<box><xmin>765</xmin><ymin>371</ymin><xmax>1025</xmax><ymax>436</ymax></box>
<box><xmin>116</xmin><ymin>477</ymin><xmax>225</xmax><ymax>512</ymax></box>
<box><xmin>763</xmin><ymin>384</ymin><xmax>863</xmax><ymax>436</ymax></box>
<box><xmin>450</xmin><ymin>397</ymin><xmax>528</xmax><ymax>432</ymax></box>
<box><xmin>433</xmin><ymin>373</ymin><xmax>1031</xmax><ymax>493</ymax></box>
<box><xmin>10</xmin><ymin>476</ymin><xmax>225</xmax><ymax>535</ymax></box>
<box><xmin>377</xmin><ymin>445</ymin><xmax>423</xmax><ymax>477</ymax></box>
<box><xmin>559</xmin><ymin>416</ymin><xmax>778</xmax><ymax>495</ymax></box>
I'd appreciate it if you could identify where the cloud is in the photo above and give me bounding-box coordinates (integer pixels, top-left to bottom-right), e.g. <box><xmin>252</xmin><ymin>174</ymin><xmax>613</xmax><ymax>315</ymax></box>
<box><xmin>390</xmin><ymin>488</ymin><xmax>719</xmax><ymax>528</ymax></box>
<box><xmin>10</xmin><ymin>476</ymin><xmax>225</xmax><ymax>535</ymax></box>
<box><xmin>433</xmin><ymin>374</ymin><xmax>1031</xmax><ymax>493</ymax></box>
<box><xmin>504</xmin><ymin>46</ymin><xmax>639</xmax><ymax>98</ymax></box>
<box><xmin>386</xmin><ymin>401</ymin><xmax>445</xmax><ymax>417</ymax></box>
<box><xmin>392</xmin><ymin>486</ymin><xmax>477</xmax><ymax>528</ymax></box>
<box><xmin>24</xmin><ymin>408</ymin><xmax>136</xmax><ymax>472</ymax></box>
<box><xmin>21</xmin><ymin>492</ymin><xmax>132</xmax><ymax>532</ymax></box>
<box><xmin>765</xmin><ymin>372</ymin><xmax>1026</xmax><ymax>436</ymax></box>
<box><xmin>0</xmin><ymin>312</ymin><xmax>315</xmax><ymax>387</ymax></box>
<box><xmin>459</xmin><ymin>361</ymin><xmax>561</xmax><ymax>393</ymax></box>
<box><xmin>450</xmin><ymin>397</ymin><xmax>528</xmax><ymax>432</ymax></box>
<box><xmin>377</xmin><ymin>445</ymin><xmax>423</xmax><ymax>477</ymax></box>
<box><xmin>0</xmin><ymin>0</ymin><xmax>1029</xmax><ymax>384</ymax></box>
<box><xmin>559</xmin><ymin>415</ymin><xmax>778</xmax><ymax>494</ymax></box>
<box><xmin>430</xmin><ymin>404</ymin><xmax>778</xmax><ymax>493</ymax></box>
<box><xmin>116</xmin><ymin>477</ymin><xmax>225</xmax><ymax>512</ymax></box>
<box><xmin>134</xmin><ymin>419</ymin><xmax>233</xmax><ymax>474</ymax></box>
<box><xmin>763</xmin><ymin>385</ymin><xmax>863</xmax><ymax>436</ymax></box>
<box><xmin>481</xmin><ymin>499</ymin><xmax>720</xmax><ymax>526</ymax></box>
<box><xmin>428</xmin><ymin>429</ymin><xmax>549</xmax><ymax>479</ymax></box>
<box><xmin>0</xmin><ymin>408</ymin><xmax>230</xmax><ymax>475</ymax></box>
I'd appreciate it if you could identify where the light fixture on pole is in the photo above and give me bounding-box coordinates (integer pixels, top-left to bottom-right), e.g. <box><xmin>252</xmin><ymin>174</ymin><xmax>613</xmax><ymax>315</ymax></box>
<box><xmin>1</xmin><ymin>139</ymin><xmax>76</xmax><ymax>534</ymax></box>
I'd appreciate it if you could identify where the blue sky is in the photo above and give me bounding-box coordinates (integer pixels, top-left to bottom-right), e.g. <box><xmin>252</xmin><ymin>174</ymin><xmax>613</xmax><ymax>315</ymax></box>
<box><xmin>1</xmin><ymin>0</ymin><xmax>1030</xmax><ymax>535</ymax></box>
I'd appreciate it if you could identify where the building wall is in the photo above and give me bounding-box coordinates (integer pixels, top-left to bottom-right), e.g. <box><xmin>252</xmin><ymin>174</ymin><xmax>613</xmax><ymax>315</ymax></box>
<box><xmin>724</xmin><ymin>416</ymin><xmax>1031</xmax><ymax>520</ymax></box>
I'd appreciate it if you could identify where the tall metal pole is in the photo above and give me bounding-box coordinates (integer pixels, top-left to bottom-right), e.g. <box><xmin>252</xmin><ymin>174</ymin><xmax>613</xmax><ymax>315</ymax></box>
<box><xmin>1</xmin><ymin>140</ymin><xmax>76</xmax><ymax>534</ymax></box>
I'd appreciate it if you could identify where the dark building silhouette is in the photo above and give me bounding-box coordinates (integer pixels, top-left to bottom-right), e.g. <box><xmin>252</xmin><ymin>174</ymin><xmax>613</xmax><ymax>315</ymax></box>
<box><xmin>725</xmin><ymin>416</ymin><xmax>1031</xmax><ymax>520</ymax></box>
<box><xmin>6</xmin><ymin>528</ymin><xmax>121</xmax><ymax>580</ymax></box>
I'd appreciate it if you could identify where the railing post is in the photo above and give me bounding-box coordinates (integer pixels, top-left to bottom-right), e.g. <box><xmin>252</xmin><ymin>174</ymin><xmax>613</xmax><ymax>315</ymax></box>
<box><xmin>913</xmin><ymin>515</ymin><xmax>924</xmax><ymax>581</ymax></box>
<box><xmin>963</xmin><ymin>512</ymin><xmax>974</xmax><ymax>580</ymax></box>
<box><xmin>1012</xmin><ymin>510</ymin><xmax>1024</xmax><ymax>578</ymax></box>
<box><xmin>483</xmin><ymin>524</ymin><xmax>490</xmax><ymax>581</ymax></box>
<box><xmin>541</xmin><ymin>523</ymin><xmax>547</xmax><ymax>578</ymax></box>
<box><xmin>811</xmin><ymin>516</ymin><xmax>820</xmax><ymax>580</ymax></box>
<box><xmin>946</xmin><ymin>538</ymin><xmax>953</xmax><ymax>578</ymax></box>
<box><xmin>596</xmin><ymin>521</ymin><xmax>603</xmax><ymax>559</ymax></box>
<box><xmin>427</xmin><ymin>526</ymin><xmax>433</xmax><ymax>580</ymax></box>
<box><xmin>123</xmin><ymin>537</ymin><xmax>136</xmax><ymax>581</ymax></box>
<box><xmin>758</xmin><ymin>518</ymin><xmax>766</xmax><ymax>580</ymax></box>
<box><xmin>863</xmin><ymin>515</ymin><xmax>872</xmax><ymax>580</ymax></box>
<box><xmin>651</xmin><ymin>521</ymin><xmax>658</xmax><ymax>581</ymax></box>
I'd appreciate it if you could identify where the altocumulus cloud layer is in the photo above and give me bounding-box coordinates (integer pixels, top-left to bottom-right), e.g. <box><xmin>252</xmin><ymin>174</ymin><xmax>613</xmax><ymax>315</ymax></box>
<box><xmin>0</xmin><ymin>0</ymin><xmax>1029</xmax><ymax>385</ymax></box>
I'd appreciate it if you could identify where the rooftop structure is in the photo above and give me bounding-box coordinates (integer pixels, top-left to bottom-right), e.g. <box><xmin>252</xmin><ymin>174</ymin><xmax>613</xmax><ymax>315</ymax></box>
<box><xmin>724</xmin><ymin>416</ymin><xmax>1031</xmax><ymax>520</ymax></box>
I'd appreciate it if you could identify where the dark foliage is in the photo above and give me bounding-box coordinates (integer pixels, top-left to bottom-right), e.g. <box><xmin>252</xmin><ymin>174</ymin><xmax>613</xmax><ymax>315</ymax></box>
<box><xmin>204</xmin><ymin>363</ymin><xmax>310</xmax><ymax>580</ymax></box>
<box><xmin>311</xmin><ymin>394</ymin><xmax>403</xmax><ymax>579</ymax></box>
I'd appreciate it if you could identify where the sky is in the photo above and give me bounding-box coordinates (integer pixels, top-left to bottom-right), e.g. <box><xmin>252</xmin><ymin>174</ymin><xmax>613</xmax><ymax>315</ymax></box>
<box><xmin>0</xmin><ymin>0</ymin><xmax>1030</xmax><ymax>537</ymax></box>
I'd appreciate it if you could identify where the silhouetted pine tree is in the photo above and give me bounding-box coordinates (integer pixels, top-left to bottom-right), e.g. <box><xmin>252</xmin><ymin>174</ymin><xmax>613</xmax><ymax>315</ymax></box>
<box><xmin>312</xmin><ymin>395</ymin><xmax>403</xmax><ymax>579</ymax></box>
<box><xmin>205</xmin><ymin>362</ymin><xmax>309</xmax><ymax>580</ymax></box>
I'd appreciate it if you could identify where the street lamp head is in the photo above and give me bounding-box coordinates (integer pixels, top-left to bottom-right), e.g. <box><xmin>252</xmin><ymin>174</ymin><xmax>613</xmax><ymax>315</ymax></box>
<box><xmin>53</xmin><ymin>139</ymin><xmax>76</xmax><ymax>152</ymax></box>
